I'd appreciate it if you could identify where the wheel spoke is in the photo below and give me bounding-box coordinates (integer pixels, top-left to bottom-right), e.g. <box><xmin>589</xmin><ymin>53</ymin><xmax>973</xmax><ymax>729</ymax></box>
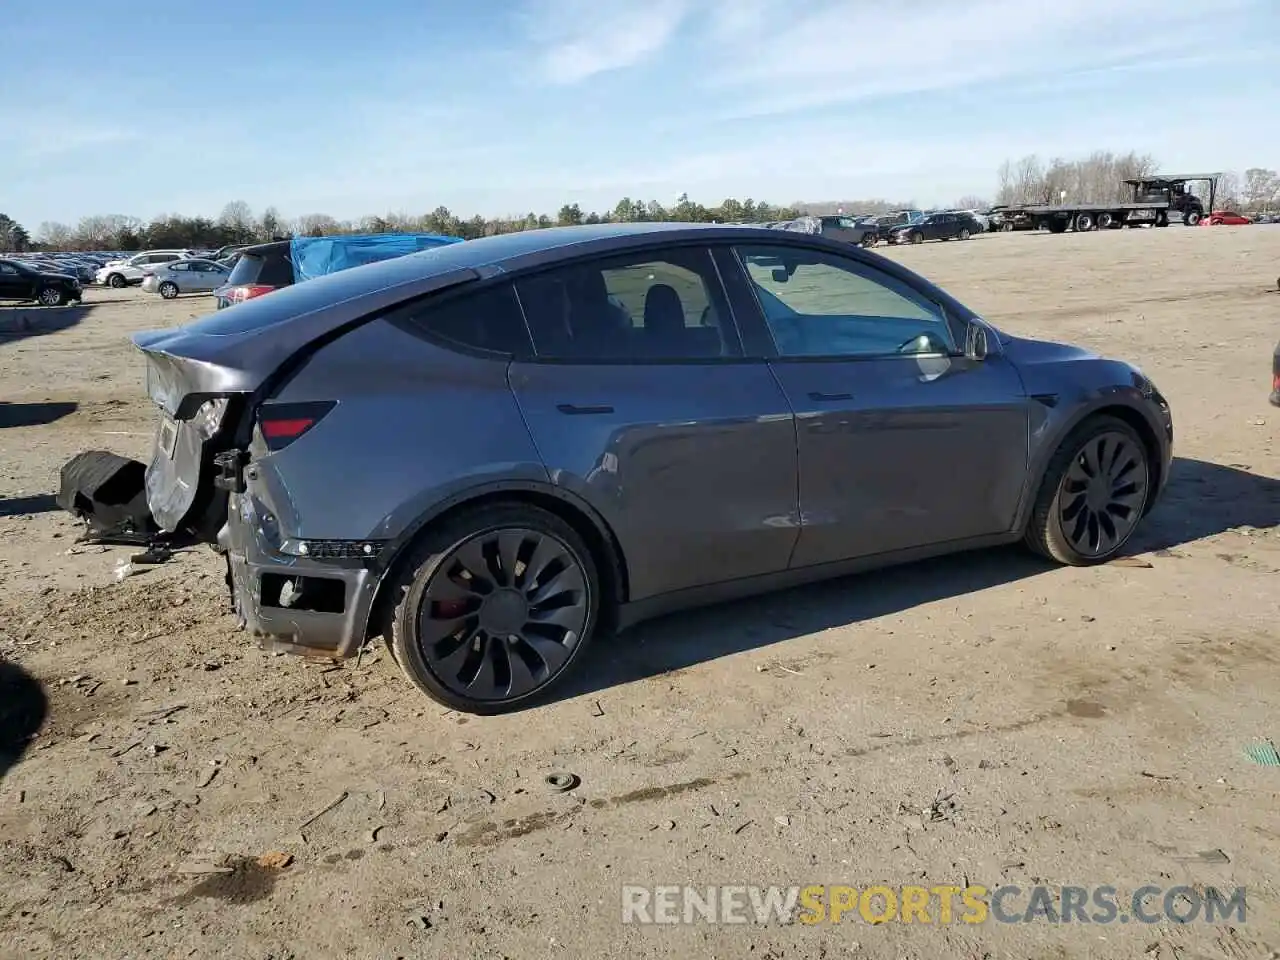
<box><xmin>431</xmin><ymin>623</ymin><xmax>482</xmax><ymax>677</ymax></box>
<box><xmin>516</xmin><ymin>632</ymin><xmax>573</xmax><ymax>675</ymax></box>
<box><xmin>451</xmin><ymin>538</ymin><xmax>495</xmax><ymax>593</ymax></box>
<box><xmin>528</xmin><ymin>563</ymin><xmax>585</xmax><ymax>607</ymax></box>
<box><xmin>526</xmin><ymin>602</ymin><xmax>586</xmax><ymax>634</ymax></box>
<box><xmin>494</xmin><ymin>530</ymin><xmax>527</xmax><ymax>588</ymax></box>
<box><xmin>524</xmin><ymin>537</ymin><xmax>568</xmax><ymax>593</ymax></box>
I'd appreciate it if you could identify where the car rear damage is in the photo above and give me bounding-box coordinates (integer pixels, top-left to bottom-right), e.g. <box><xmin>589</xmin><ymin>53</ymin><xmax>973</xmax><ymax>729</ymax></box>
<box><xmin>130</xmin><ymin>253</ymin><xmax>488</xmax><ymax>656</ymax></box>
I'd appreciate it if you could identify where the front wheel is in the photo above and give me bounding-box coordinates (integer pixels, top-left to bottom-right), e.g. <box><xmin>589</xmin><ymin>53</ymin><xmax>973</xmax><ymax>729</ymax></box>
<box><xmin>1185</xmin><ymin>211</ymin><xmax>1202</xmax><ymax>226</ymax></box>
<box><xmin>1024</xmin><ymin>416</ymin><xmax>1151</xmax><ymax>565</ymax></box>
<box><xmin>959</xmin><ymin>228</ymin><xmax>971</xmax><ymax>240</ymax></box>
<box><xmin>386</xmin><ymin>503</ymin><xmax>601</xmax><ymax>713</ymax></box>
<box><xmin>159</xmin><ymin>281</ymin><xmax>179</xmax><ymax>299</ymax></box>
<box><xmin>37</xmin><ymin>286</ymin><xmax>66</xmax><ymax>307</ymax></box>
<box><xmin>910</xmin><ymin>231</ymin><xmax>924</xmax><ymax>244</ymax></box>
<box><xmin>107</xmin><ymin>273</ymin><xmax>126</xmax><ymax>288</ymax></box>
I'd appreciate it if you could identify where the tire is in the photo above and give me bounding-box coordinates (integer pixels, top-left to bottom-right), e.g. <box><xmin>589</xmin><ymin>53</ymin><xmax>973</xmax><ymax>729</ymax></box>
<box><xmin>385</xmin><ymin>503</ymin><xmax>601</xmax><ymax>714</ymax></box>
<box><xmin>1154</xmin><ymin>211</ymin><xmax>1168</xmax><ymax>228</ymax></box>
<box><xmin>159</xmin><ymin>282</ymin><xmax>179</xmax><ymax>299</ymax></box>
<box><xmin>1074</xmin><ymin>213</ymin><xmax>1095</xmax><ymax>232</ymax></box>
<box><xmin>910</xmin><ymin>231</ymin><xmax>924</xmax><ymax>244</ymax></box>
<box><xmin>37</xmin><ymin>286</ymin><xmax>66</xmax><ymax>307</ymax></box>
<box><xmin>1023</xmin><ymin>415</ymin><xmax>1152</xmax><ymax>566</ymax></box>
<box><xmin>959</xmin><ymin>228</ymin><xmax>971</xmax><ymax>240</ymax></box>
<box><xmin>860</xmin><ymin>234</ymin><xmax>876</xmax><ymax>248</ymax></box>
<box><xmin>1097</xmin><ymin>212</ymin><xmax>1114</xmax><ymax>229</ymax></box>
<box><xmin>1185</xmin><ymin>211</ymin><xmax>1202</xmax><ymax>226</ymax></box>
<box><xmin>107</xmin><ymin>273</ymin><xmax>126</xmax><ymax>288</ymax></box>
<box><xmin>1002</xmin><ymin>222</ymin><xmax>1014</xmax><ymax>232</ymax></box>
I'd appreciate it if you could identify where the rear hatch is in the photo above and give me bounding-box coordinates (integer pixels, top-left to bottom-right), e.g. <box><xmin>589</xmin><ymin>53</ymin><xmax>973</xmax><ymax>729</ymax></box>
<box><xmin>132</xmin><ymin>254</ymin><xmax>485</xmax><ymax>536</ymax></box>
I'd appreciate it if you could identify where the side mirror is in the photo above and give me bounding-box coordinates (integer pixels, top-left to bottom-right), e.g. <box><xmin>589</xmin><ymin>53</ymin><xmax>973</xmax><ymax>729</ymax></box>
<box><xmin>771</xmin><ymin>267</ymin><xmax>789</xmax><ymax>283</ymax></box>
<box><xmin>964</xmin><ymin>320</ymin><xmax>990</xmax><ymax>360</ymax></box>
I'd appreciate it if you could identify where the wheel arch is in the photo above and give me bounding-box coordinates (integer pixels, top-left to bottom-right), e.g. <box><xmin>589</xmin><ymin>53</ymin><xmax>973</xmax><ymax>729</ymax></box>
<box><xmin>363</xmin><ymin>482</ymin><xmax>630</xmax><ymax>642</ymax></box>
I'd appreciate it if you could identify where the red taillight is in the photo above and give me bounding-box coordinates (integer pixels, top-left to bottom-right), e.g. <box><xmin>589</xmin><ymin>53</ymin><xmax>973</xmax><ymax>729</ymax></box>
<box><xmin>257</xmin><ymin>401</ymin><xmax>335</xmax><ymax>451</ymax></box>
<box><xmin>225</xmin><ymin>284</ymin><xmax>276</xmax><ymax>304</ymax></box>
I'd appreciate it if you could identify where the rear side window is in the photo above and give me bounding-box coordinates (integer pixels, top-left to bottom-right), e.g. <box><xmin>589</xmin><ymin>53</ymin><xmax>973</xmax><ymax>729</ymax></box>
<box><xmin>227</xmin><ymin>249</ymin><xmax>294</xmax><ymax>287</ymax></box>
<box><xmin>395</xmin><ymin>283</ymin><xmax>532</xmax><ymax>357</ymax></box>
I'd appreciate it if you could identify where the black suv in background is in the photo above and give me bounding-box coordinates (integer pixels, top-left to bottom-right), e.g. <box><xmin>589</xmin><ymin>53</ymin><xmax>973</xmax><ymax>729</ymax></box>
<box><xmin>0</xmin><ymin>258</ymin><xmax>83</xmax><ymax>306</ymax></box>
<box><xmin>888</xmin><ymin>212</ymin><xmax>982</xmax><ymax>245</ymax></box>
<box><xmin>213</xmin><ymin>240</ymin><xmax>295</xmax><ymax>309</ymax></box>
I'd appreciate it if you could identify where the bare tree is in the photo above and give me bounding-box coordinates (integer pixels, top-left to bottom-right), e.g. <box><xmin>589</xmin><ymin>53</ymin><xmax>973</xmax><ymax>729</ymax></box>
<box><xmin>1213</xmin><ymin>172</ymin><xmax>1241</xmax><ymax>209</ymax></box>
<box><xmin>1013</xmin><ymin>155</ymin><xmax>1043</xmax><ymax>204</ymax></box>
<box><xmin>1242</xmin><ymin>168</ymin><xmax>1279</xmax><ymax>211</ymax></box>
<box><xmin>36</xmin><ymin>221</ymin><xmax>74</xmax><ymax>250</ymax></box>
<box><xmin>218</xmin><ymin>201</ymin><xmax>257</xmax><ymax>244</ymax></box>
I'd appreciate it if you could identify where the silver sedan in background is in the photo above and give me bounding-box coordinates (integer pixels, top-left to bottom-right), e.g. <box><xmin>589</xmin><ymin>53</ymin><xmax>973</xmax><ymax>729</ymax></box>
<box><xmin>141</xmin><ymin>258</ymin><xmax>232</xmax><ymax>299</ymax></box>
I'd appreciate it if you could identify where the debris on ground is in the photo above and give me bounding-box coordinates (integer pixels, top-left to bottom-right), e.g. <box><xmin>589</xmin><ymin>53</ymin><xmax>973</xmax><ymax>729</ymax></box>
<box><xmin>1243</xmin><ymin>740</ymin><xmax>1280</xmax><ymax>767</ymax></box>
<box><xmin>256</xmin><ymin>851</ymin><xmax>294</xmax><ymax>870</ymax></box>
<box><xmin>544</xmin><ymin>773</ymin><xmax>580</xmax><ymax>792</ymax></box>
<box><xmin>299</xmin><ymin>791</ymin><xmax>349</xmax><ymax>828</ymax></box>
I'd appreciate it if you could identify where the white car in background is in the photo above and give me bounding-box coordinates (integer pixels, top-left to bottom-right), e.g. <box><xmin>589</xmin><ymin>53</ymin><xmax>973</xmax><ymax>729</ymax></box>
<box><xmin>139</xmin><ymin>258</ymin><xmax>231</xmax><ymax>299</ymax></box>
<box><xmin>96</xmin><ymin>250</ymin><xmax>193</xmax><ymax>288</ymax></box>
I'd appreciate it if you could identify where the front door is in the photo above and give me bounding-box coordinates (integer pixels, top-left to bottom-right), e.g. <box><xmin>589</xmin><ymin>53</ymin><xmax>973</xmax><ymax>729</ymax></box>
<box><xmin>508</xmin><ymin>244</ymin><xmax>799</xmax><ymax>601</ymax></box>
<box><xmin>728</xmin><ymin>242</ymin><xmax>1030</xmax><ymax>569</ymax></box>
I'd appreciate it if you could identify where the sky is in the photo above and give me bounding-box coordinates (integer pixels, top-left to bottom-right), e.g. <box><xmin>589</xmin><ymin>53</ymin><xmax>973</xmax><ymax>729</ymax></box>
<box><xmin>4</xmin><ymin>0</ymin><xmax>1277</xmax><ymax>229</ymax></box>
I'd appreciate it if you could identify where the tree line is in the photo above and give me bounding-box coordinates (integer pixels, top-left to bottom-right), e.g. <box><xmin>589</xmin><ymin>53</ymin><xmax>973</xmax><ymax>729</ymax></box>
<box><xmin>21</xmin><ymin>196</ymin><xmax>807</xmax><ymax>253</ymax></box>
<box><xmin>6</xmin><ymin>152</ymin><xmax>1278</xmax><ymax>254</ymax></box>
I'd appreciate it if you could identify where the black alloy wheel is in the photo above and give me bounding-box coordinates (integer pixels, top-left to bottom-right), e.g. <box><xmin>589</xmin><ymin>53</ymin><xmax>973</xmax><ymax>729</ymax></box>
<box><xmin>1056</xmin><ymin>431</ymin><xmax>1149</xmax><ymax>557</ymax></box>
<box><xmin>1024</xmin><ymin>415</ymin><xmax>1152</xmax><ymax>565</ymax></box>
<box><xmin>387</xmin><ymin>504</ymin><xmax>599</xmax><ymax>712</ymax></box>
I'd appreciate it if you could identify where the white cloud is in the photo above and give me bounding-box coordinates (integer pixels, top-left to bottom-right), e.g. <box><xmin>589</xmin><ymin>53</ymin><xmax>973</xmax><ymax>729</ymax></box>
<box><xmin>521</xmin><ymin>0</ymin><xmax>694</xmax><ymax>84</ymax></box>
<box><xmin>693</xmin><ymin>0</ymin><xmax>1260</xmax><ymax>118</ymax></box>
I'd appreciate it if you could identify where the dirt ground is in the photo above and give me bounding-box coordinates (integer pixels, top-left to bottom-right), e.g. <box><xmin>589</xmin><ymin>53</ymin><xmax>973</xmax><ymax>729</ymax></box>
<box><xmin>2</xmin><ymin>227</ymin><xmax>1279</xmax><ymax>960</ymax></box>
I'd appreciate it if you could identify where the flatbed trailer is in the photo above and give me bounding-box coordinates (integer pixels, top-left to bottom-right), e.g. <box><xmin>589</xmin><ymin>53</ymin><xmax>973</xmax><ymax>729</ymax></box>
<box><xmin>998</xmin><ymin>173</ymin><xmax>1220</xmax><ymax>234</ymax></box>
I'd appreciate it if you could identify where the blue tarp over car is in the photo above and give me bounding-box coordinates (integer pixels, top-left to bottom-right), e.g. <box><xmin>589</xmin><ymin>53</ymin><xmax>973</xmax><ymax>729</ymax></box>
<box><xmin>289</xmin><ymin>233</ymin><xmax>463</xmax><ymax>283</ymax></box>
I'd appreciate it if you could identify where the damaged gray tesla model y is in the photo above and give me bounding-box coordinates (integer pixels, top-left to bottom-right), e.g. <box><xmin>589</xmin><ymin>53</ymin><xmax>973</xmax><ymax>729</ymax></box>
<box><xmin>133</xmin><ymin>223</ymin><xmax>1173</xmax><ymax>713</ymax></box>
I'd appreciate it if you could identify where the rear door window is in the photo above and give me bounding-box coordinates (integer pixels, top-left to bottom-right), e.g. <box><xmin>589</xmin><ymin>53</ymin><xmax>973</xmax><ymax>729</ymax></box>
<box><xmin>515</xmin><ymin>247</ymin><xmax>741</xmax><ymax>361</ymax></box>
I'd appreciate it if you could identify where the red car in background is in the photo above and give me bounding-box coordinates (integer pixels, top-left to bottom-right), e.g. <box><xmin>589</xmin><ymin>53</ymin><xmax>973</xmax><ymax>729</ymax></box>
<box><xmin>1199</xmin><ymin>210</ymin><xmax>1253</xmax><ymax>226</ymax></box>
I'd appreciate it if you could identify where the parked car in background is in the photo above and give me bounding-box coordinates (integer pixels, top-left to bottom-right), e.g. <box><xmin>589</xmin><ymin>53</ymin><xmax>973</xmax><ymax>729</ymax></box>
<box><xmin>888</xmin><ymin>212</ymin><xmax>981</xmax><ymax>244</ymax></box>
<box><xmin>131</xmin><ymin>222</ymin><xmax>1173</xmax><ymax>713</ymax></box>
<box><xmin>97</xmin><ymin>251</ymin><xmax>191</xmax><ymax>288</ymax></box>
<box><xmin>1272</xmin><ymin>330</ymin><xmax>1279</xmax><ymax>407</ymax></box>
<box><xmin>1200</xmin><ymin>211</ymin><xmax>1253</xmax><ymax>226</ymax></box>
<box><xmin>140</xmin><ymin>258</ymin><xmax>232</xmax><ymax>299</ymax></box>
<box><xmin>0</xmin><ymin>258</ymin><xmax>83</xmax><ymax>306</ymax></box>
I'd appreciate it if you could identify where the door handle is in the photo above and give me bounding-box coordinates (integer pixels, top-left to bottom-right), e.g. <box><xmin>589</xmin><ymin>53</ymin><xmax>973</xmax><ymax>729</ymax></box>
<box><xmin>556</xmin><ymin>403</ymin><xmax>614</xmax><ymax>415</ymax></box>
<box><xmin>808</xmin><ymin>391</ymin><xmax>853</xmax><ymax>402</ymax></box>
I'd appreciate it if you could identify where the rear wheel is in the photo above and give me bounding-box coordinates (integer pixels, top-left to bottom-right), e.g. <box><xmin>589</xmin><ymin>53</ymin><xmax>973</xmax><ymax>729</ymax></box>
<box><xmin>1097</xmin><ymin>212</ymin><xmax>1114</xmax><ymax>229</ymax></box>
<box><xmin>860</xmin><ymin>234</ymin><xmax>876</xmax><ymax>248</ymax></box>
<box><xmin>386</xmin><ymin>504</ymin><xmax>600</xmax><ymax>713</ymax></box>
<box><xmin>107</xmin><ymin>273</ymin><xmax>126</xmax><ymax>288</ymax></box>
<box><xmin>37</xmin><ymin>286</ymin><xmax>66</xmax><ymax>307</ymax></box>
<box><xmin>1002</xmin><ymin>222</ymin><xmax>1014</xmax><ymax>232</ymax></box>
<box><xmin>959</xmin><ymin>228</ymin><xmax>971</xmax><ymax>240</ymax></box>
<box><xmin>1023</xmin><ymin>416</ymin><xmax>1151</xmax><ymax>565</ymax></box>
<box><xmin>1074</xmin><ymin>213</ymin><xmax>1095</xmax><ymax>232</ymax></box>
<box><xmin>159</xmin><ymin>281</ymin><xmax>179</xmax><ymax>299</ymax></box>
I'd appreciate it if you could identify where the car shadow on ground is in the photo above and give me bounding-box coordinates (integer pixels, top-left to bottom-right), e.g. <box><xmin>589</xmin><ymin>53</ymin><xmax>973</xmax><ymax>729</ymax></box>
<box><xmin>0</xmin><ymin>302</ymin><xmax>98</xmax><ymax>344</ymax></box>
<box><xmin>0</xmin><ymin>401</ymin><xmax>78</xmax><ymax>429</ymax></box>
<box><xmin>0</xmin><ymin>494</ymin><xmax>61</xmax><ymax>519</ymax></box>
<box><xmin>0</xmin><ymin>660</ymin><xmax>47</xmax><ymax>783</ymax></box>
<box><xmin>556</xmin><ymin>456</ymin><xmax>1280</xmax><ymax>705</ymax></box>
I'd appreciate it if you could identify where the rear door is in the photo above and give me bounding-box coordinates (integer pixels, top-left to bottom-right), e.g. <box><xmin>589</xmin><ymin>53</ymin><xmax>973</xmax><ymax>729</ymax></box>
<box><xmin>508</xmin><ymin>244</ymin><xmax>799</xmax><ymax>601</ymax></box>
<box><xmin>725</xmin><ymin>241</ymin><xmax>1030</xmax><ymax>568</ymax></box>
